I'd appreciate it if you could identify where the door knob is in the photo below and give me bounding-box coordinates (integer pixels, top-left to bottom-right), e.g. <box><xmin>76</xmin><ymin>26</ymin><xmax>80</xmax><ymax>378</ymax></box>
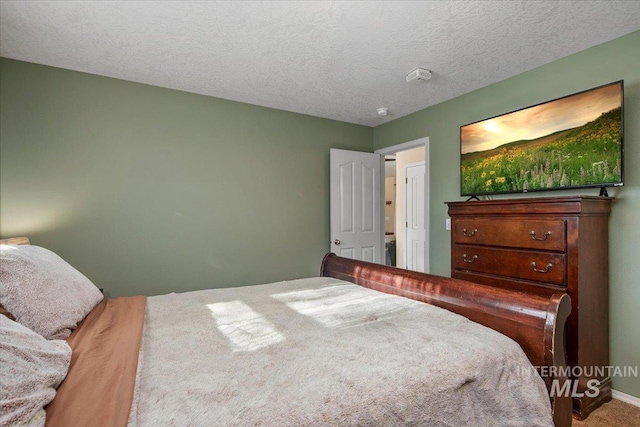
<box><xmin>333</xmin><ymin>239</ymin><xmax>341</xmax><ymax>245</ymax></box>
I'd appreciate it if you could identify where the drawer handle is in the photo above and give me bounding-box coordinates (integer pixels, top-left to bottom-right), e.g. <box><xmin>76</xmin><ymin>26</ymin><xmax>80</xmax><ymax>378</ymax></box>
<box><xmin>531</xmin><ymin>262</ymin><xmax>553</xmax><ymax>273</ymax></box>
<box><xmin>530</xmin><ymin>230</ymin><xmax>552</xmax><ymax>241</ymax></box>
<box><xmin>463</xmin><ymin>228</ymin><xmax>478</xmax><ymax>237</ymax></box>
<box><xmin>462</xmin><ymin>254</ymin><xmax>478</xmax><ymax>263</ymax></box>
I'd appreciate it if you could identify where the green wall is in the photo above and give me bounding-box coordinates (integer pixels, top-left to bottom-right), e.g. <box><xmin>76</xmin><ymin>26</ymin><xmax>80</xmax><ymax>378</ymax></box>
<box><xmin>0</xmin><ymin>58</ymin><xmax>372</xmax><ymax>297</ymax></box>
<box><xmin>374</xmin><ymin>31</ymin><xmax>640</xmax><ymax>398</ymax></box>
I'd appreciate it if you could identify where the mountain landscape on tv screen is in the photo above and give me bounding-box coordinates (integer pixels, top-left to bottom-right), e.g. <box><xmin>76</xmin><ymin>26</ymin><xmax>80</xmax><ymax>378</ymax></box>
<box><xmin>461</xmin><ymin>107</ymin><xmax>622</xmax><ymax>195</ymax></box>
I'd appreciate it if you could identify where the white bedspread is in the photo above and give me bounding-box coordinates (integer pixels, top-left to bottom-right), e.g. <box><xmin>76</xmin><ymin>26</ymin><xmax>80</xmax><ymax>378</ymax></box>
<box><xmin>130</xmin><ymin>277</ymin><xmax>553</xmax><ymax>426</ymax></box>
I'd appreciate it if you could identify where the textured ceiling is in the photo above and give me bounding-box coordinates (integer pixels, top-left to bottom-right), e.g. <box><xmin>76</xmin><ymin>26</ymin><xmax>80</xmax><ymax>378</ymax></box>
<box><xmin>1</xmin><ymin>1</ymin><xmax>639</xmax><ymax>127</ymax></box>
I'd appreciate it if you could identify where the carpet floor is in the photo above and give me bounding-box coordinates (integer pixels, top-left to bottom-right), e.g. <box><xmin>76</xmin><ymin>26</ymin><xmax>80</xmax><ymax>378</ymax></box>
<box><xmin>572</xmin><ymin>399</ymin><xmax>640</xmax><ymax>426</ymax></box>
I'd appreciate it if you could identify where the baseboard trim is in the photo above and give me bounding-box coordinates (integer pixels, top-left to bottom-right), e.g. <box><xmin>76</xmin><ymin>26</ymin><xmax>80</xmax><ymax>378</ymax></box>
<box><xmin>612</xmin><ymin>389</ymin><xmax>640</xmax><ymax>407</ymax></box>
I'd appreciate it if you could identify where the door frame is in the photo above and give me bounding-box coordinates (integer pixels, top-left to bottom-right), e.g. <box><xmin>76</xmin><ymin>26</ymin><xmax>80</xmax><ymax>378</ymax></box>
<box><xmin>375</xmin><ymin>137</ymin><xmax>430</xmax><ymax>273</ymax></box>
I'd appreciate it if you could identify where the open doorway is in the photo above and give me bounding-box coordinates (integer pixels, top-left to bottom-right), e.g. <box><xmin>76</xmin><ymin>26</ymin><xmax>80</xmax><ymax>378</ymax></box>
<box><xmin>384</xmin><ymin>155</ymin><xmax>397</xmax><ymax>266</ymax></box>
<box><xmin>376</xmin><ymin>138</ymin><xmax>429</xmax><ymax>273</ymax></box>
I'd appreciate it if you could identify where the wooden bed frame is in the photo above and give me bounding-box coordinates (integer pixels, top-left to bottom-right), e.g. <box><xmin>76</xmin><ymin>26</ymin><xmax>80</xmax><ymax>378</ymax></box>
<box><xmin>321</xmin><ymin>253</ymin><xmax>572</xmax><ymax>427</ymax></box>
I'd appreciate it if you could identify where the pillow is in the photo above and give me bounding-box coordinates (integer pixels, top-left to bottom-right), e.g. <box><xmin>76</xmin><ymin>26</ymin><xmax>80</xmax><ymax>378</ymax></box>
<box><xmin>0</xmin><ymin>315</ymin><xmax>72</xmax><ymax>427</ymax></box>
<box><xmin>0</xmin><ymin>244</ymin><xmax>104</xmax><ymax>339</ymax></box>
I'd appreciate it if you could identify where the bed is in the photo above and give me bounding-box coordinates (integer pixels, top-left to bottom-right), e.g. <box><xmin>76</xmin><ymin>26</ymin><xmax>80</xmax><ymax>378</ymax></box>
<box><xmin>0</xmin><ymin>238</ymin><xmax>572</xmax><ymax>427</ymax></box>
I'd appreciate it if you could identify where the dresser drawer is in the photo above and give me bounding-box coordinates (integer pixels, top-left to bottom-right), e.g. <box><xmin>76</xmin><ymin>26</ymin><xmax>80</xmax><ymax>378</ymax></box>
<box><xmin>453</xmin><ymin>271</ymin><xmax>567</xmax><ymax>296</ymax></box>
<box><xmin>452</xmin><ymin>218</ymin><xmax>566</xmax><ymax>251</ymax></box>
<box><xmin>453</xmin><ymin>245</ymin><xmax>566</xmax><ymax>285</ymax></box>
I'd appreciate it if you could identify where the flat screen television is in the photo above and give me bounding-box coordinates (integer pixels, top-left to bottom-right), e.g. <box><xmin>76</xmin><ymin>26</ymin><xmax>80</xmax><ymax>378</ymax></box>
<box><xmin>460</xmin><ymin>81</ymin><xmax>624</xmax><ymax>197</ymax></box>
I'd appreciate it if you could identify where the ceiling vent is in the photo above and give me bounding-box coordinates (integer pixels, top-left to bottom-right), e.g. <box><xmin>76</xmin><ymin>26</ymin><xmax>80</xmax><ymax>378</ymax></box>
<box><xmin>406</xmin><ymin>67</ymin><xmax>432</xmax><ymax>83</ymax></box>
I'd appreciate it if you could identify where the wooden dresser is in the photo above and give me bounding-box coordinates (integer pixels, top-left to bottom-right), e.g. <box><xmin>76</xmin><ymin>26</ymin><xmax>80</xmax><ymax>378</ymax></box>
<box><xmin>446</xmin><ymin>196</ymin><xmax>612</xmax><ymax>420</ymax></box>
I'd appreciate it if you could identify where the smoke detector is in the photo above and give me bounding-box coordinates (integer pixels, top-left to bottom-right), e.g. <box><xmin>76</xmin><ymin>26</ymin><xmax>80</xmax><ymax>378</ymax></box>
<box><xmin>406</xmin><ymin>67</ymin><xmax>432</xmax><ymax>83</ymax></box>
<box><xmin>377</xmin><ymin>107</ymin><xmax>389</xmax><ymax>116</ymax></box>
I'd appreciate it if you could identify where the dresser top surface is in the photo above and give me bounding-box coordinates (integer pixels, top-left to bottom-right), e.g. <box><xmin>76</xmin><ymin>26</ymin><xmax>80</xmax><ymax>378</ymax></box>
<box><xmin>446</xmin><ymin>196</ymin><xmax>612</xmax><ymax>216</ymax></box>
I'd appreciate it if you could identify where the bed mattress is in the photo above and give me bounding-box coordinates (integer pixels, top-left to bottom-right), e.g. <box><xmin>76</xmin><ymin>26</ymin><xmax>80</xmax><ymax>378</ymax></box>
<box><xmin>127</xmin><ymin>277</ymin><xmax>553</xmax><ymax>426</ymax></box>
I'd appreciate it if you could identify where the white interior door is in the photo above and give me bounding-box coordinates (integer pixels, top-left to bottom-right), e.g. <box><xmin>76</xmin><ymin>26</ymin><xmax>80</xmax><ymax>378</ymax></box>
<box><xmin>330</xmin><ymin>148</ymin><xmax>384</xmax><ymax>263</ymax></box>
<box><xmin>405</xmin><ymin>162</ymin><xmax>426</xmax><ymax>272</ymax></box>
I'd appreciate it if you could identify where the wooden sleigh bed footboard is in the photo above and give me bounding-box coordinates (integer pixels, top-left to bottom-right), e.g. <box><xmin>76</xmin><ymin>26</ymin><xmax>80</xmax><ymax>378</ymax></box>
<box><xmin>321</xmin><ymin>253</ymin><xmax>572</xmax><ymax>427</ymax></box>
